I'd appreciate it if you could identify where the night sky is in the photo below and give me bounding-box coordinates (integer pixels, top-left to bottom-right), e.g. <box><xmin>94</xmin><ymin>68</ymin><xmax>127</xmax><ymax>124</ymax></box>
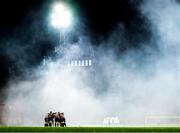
<box><xmin>0</xmin><ymin>0</ymin><xmax>151</xmax><ymax>101</ymax></box>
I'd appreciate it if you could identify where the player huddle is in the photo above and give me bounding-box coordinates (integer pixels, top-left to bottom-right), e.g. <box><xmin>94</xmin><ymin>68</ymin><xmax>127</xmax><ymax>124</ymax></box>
<box><xmin>44</xmin><ymin>111</ymin><xmax>66</xmax><ymax>127</ymax></box>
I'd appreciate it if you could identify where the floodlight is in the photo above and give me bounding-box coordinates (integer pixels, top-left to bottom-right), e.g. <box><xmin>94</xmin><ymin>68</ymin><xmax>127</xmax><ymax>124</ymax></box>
<box><xmin>50</xmin><ymin>2</ymin><xmax>72</xmax><ymax>29</ymax></box>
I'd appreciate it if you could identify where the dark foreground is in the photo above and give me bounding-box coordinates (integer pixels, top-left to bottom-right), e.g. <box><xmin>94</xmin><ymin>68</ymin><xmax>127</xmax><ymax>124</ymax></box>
<box><xmin>0</xmin><ymin>126</ymin><xmax>180</xmax><ymax>132</ymax></box>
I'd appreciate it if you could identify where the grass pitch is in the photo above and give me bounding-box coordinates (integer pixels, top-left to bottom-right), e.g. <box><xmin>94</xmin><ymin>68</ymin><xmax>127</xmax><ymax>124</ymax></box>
<box><xmin>0</xmin><ymin>126</ymin><xmax>180</xmax><ymax>132</ymax></box>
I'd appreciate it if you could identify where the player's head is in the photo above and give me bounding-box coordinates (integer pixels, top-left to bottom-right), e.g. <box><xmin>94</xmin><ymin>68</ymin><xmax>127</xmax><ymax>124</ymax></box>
<box><xmin>60</xmin><ymin>113</ymin><xmax>64</xmax><ymax>117</ymax></box>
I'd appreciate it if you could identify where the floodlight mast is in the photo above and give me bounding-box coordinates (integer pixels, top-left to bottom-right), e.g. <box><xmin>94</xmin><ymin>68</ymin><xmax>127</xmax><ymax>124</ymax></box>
<box><xmin>50</xmin><ymin>2</ymin><xmax>72</xmax><ymax>52</ymax></box>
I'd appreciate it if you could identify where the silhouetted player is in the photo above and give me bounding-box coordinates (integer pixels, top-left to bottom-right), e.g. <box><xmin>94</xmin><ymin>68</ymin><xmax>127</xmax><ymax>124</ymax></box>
<box><xmin>48</xmin><ymin>111</ymin><xmax>53</xmax><ymax>127</ymax></box>
<box><xmin>59</xmin><ymin>113</ymin><xmax>66</xmax><ymax>127</ymax></box>
<box><xmin>55</xmin><ymin>112</ymin><xmax>60</xmax><ymax>127</ymax></box>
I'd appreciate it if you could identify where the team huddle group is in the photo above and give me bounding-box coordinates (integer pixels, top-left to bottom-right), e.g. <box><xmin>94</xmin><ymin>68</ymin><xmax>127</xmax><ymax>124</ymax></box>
<box><xmin>44</xmin><ymin>111</ymin><xmax>66</xmax><ymax>127</ymax></box>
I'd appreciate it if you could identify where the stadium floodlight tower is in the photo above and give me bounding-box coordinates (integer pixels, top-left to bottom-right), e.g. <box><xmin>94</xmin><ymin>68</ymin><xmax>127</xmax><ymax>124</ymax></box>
<box><xmin>50</xmin><ymin>2</ymin><xmax>73</xmax><ymax>50</ymax></box>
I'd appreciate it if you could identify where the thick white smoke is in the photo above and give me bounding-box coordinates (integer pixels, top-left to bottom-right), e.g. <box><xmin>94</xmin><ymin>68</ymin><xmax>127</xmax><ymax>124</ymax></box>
<box><xmin>2</xmin><ymin>0</ymin><xmax>180</xmax><ymax>126</ymax></box>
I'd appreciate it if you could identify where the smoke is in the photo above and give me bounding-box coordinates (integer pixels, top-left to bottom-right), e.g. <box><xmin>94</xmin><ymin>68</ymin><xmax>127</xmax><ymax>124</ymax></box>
<box><xmin>2</xmin><ymin>0</ymin><xmax>180</xmax><ymax>126</ymax></box>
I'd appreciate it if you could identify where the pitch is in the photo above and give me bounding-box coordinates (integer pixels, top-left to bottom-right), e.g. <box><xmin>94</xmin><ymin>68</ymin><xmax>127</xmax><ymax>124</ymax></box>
<box><xmin>0</xmin><ymin>126</ymin><xmax>180</xmax><ymax>132</ymax></box>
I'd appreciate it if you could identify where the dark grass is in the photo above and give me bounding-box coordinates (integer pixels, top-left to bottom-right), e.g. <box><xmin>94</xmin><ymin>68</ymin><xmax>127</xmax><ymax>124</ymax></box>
<box><xmin>0</xmin><ymin>126</ymin><xmax>180</xmax><ymax>132</ymax></box>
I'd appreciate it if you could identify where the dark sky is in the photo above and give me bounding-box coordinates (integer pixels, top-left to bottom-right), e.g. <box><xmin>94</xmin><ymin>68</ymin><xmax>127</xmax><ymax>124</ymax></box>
<box><xmin>0</xmin><ymin>0</ymin><xmax>149</xmax><ymax>41</ymax></box>
<box><xmin>0</xmin><ymin>0</ymin><xmax>151</xmax><ymax>101</ymax></box>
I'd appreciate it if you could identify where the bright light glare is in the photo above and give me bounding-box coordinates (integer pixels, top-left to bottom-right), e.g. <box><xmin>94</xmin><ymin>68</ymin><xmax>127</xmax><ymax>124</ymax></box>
<box><xmin>50</xmin><ymin>3</ymin><xmax>72</xmax><ymax>29</ymax></box>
